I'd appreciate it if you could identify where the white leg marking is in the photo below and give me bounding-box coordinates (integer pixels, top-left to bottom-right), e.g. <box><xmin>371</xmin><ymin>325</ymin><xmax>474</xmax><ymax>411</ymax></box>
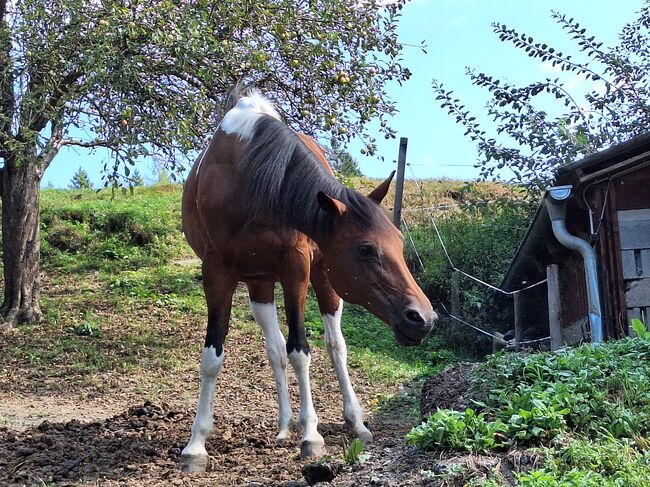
<box><xmin>181</xmin><ymin>346</ymin><xmax>225</xmax><ymax>458</ymax></box>
<box><xmin>324</xmin><ymin>300</ymin><xmax>372</xmax><ymax>442</ymax></box>
<box><xmin>250</xmin><ymin>300</ymin><xmax>293</xmax><ymax>441</ymax></box>
<box><xmin>288</xmin><ymin>350</ymin><xmax>325</xmax><ymax>457</ymax></box>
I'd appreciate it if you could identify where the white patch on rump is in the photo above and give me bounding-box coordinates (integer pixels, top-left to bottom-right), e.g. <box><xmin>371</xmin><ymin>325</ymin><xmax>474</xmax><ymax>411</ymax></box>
<box><xmin>220</xmin><ymin>90</ymin><xmax>281</xmax><ymax>140</ymax></box>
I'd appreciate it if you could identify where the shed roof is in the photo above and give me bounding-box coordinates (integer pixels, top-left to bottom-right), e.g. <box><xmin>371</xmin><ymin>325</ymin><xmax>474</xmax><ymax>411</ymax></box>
<box><xmin>501</xmin><ymin>132</ymin><xmax>650</xmax><ymax>292</ymax></box>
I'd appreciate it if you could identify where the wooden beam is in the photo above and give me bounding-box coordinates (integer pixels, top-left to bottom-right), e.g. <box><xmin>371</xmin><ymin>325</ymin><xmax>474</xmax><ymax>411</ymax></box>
<box><xmin>578</xmin><ymin>153</ymin><xmax>650</xmax><ymax>184</ymax></box>
<box><xmin>451</xmin><ymin>271</ymin><xmax>460</xmax><ymax>317</ymax></box>
<box><xmin>392</xmin><ymin>137</ymin><xmax>407</xmax><ymax>228</ymax></box>
<box><xmin>547</xmin><ymin>264</ymin><xmax>563</xmax><ymax>351</ymax></box>
<box><xmin>514</xmin><ymin>291</ymin><xmax>522</xmax><ymax>351</ymax></box>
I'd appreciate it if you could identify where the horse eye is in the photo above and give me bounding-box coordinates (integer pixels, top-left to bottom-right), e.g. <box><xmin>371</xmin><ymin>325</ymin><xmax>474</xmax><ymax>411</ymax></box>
<box><xmin>357</xmin><ymin>244</ymin><xmax>378</xmax><ymax>258</ymax></box>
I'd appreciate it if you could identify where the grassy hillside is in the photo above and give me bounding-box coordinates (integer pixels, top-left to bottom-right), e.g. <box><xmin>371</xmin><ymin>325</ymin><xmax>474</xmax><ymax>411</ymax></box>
<box><xmin>3</xmin><ymin>181</ymin><xmax>492</xmax><ymax>405</ymax></box>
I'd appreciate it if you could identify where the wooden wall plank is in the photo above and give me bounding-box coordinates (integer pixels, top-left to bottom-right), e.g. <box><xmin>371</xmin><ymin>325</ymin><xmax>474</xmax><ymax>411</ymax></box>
<box><xmin>619</xmin><ymin>209</ymin><xmax>650</xmax><ymax>250</ymax></box>
<box><xmin>626</xmin><ymin>279</ymin><xmax>650</xmax><ymax>308</ymax></box>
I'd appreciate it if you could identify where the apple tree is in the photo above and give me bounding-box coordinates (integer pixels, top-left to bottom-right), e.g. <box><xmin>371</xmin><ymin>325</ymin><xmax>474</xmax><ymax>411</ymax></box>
<box><xmin>0</xmin><ymin>0</ymin><xmax>413</xmax><ymax>326</ymax></box>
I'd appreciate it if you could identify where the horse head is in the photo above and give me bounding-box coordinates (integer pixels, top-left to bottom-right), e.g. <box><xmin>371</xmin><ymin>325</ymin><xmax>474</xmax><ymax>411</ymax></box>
<box><xmin>315</xmin><ymin>173</ymin><xmax>437</xmax><ymax>346</ymax></box>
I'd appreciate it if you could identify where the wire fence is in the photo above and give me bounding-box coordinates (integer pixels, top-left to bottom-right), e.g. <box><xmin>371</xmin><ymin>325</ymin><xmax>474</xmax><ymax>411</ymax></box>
<box><xmin>402</xmin><ymin>163</ymin><xmax>551</xmax><ymax>348</ymax></box>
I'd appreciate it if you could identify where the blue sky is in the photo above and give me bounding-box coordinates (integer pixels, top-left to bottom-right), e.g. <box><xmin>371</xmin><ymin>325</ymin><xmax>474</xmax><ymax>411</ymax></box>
<box><xmin>43</xmin><ymin>0</ymin><xmax>641</xmax><ymax>188</ymax></box>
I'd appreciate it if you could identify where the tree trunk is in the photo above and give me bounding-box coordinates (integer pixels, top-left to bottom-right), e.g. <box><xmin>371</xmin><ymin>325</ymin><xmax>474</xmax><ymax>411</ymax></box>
<box><xmin>0</xmin><ymin>158</ymin><xmax>44</xmax><ymax>327</ymax></box>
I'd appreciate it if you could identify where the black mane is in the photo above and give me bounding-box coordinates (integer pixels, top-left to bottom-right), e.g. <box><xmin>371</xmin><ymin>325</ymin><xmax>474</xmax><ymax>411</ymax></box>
<box><xmin>234</xmin><ymin>115</ymin><xmax>378</xmax><ymax>240</ymax></box>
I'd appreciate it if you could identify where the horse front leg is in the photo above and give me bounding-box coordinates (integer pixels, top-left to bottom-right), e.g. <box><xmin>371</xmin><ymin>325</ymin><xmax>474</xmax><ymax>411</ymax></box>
<box><xmin>247</xmin><ymin>281</ymin><xmax>293</xmax><ymax>443</ymax></box>
<box><xmin>180</xmin><ymin>257</ymin><xmax>237</xmax><ymax>473</ymax></box>
<box><xmin>310</xmin><ymin>260</ymin><xmax>372</xmax><ymax>443</ymax></box>
<box><xmin>281</xmin><ymin>266</ymin><xmax>325</xmax><ymax>459</ymax></box>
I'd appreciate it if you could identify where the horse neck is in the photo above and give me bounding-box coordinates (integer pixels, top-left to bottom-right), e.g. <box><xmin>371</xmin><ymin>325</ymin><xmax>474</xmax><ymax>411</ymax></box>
<box><xmin>234</xmin><ymin>117</ymin><xmax>354</xmax><ymax>244</ymax></box>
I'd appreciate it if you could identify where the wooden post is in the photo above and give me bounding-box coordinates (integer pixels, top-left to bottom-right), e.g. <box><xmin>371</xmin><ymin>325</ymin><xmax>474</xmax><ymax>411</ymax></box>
<box><xmin>514</xmin><ymin>291</ymin><xmax>522</xmax><ymax>351</ymax></box>
<box><xmin>392</xmin><ymin>137</ymin><xmax>408</xmax><ymax>228</ymax></box>
<box><xmin>451</xmin><ymin>270</ymin><xmax>460</xmax><ymax>317</ymax></box>
<box><xmin>547</xmin><ymin>264</ymin><xmax>563</xmax><ymax>351</ymax></box>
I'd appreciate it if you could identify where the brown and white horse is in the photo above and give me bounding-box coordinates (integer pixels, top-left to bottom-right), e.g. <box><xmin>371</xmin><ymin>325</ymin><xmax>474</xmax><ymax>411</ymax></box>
<box><xmin>180</xmin><ymin>87</ymin><xmax>436</xmax><ymax>472</ymax></box>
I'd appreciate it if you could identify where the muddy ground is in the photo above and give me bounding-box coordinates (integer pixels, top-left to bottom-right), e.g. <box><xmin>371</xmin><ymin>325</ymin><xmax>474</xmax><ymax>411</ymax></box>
<box><xmin>0</xmin><ymin>361</ymin><xmax>534</xmax><ymax>487</ymax></box>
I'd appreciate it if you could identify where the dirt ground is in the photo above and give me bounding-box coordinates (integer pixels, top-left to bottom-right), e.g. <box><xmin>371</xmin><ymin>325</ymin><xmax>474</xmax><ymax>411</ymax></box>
<box><xmin>0</xmin><ymin>358</ymin><xmax>529</xmax><ymax>487</ymax></box>
<box><xmin>420</xmin><ymin>363</ymin><xmax>479</xmax><ymax>419</ymax></box>
<box><xmin>0</xmin><ymin>274</ymin><xmax>517</xmax><ymax>486</ymax></box>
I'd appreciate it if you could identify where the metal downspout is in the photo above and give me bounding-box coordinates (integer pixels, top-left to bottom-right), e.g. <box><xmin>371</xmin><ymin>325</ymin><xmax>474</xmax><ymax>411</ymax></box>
<box><xmin>546</xmin><ymin>185</ymin><xmax>603</xmax><ymax>344</ymax></box>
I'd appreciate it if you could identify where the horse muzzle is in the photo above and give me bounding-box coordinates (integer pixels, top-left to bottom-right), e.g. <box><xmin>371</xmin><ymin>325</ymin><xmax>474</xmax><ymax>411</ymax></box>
<box><xmin>391</xmin><ymin>307</ymin><xmax>437</xmax><ymax>346</ymax></box>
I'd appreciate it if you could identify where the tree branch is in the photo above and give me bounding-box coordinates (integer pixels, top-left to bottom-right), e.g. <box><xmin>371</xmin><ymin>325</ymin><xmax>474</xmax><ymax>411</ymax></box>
<box><xmin>60</xmin><ymin>137</ymin><xmax>116</xmax><ymax>149</ymax></box>
<box><xmin>36</xmin><ymin>122</ymin><xmax>64</xmax><ymax>171</ymax></box>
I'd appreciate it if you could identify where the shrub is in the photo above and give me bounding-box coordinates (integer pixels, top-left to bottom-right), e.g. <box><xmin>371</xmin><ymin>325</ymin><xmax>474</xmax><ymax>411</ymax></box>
<box><xmin>404</xmin><ymin>198</ymin><xmax>531</xmax><ymax>356</ymax></box>
<box><xmin>44</xmin><ymin>221</ymin><xmax>87</xmax><ymax>252</ymax></box>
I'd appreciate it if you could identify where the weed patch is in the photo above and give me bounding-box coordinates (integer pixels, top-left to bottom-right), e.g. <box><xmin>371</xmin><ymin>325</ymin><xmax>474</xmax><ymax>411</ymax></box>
<box><xmin>409</xmin><ymin>334</ymin><xmax>650</xmax><ymax>484</ymax></box>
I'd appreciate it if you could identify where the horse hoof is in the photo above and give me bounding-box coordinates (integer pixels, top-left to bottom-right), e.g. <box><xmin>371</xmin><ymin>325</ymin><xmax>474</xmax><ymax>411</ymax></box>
<box><xmin>179</xmin><ymin>453</ymin><xmax>209</xmax><ymax>473</ymax></box>
<box><xmin>355</xmin><ymin>428</ymin><xmax>373</xmax><ymax>444</ymax></box>
<box><xmin>276</xmin><ymin>430</ymin><xmax>292</xmax><ymax>444</ymax></box>
<box><xmin>300</xmin><ymin>439</ymin><xmax>325</xmax><ymax>459</ymax></box>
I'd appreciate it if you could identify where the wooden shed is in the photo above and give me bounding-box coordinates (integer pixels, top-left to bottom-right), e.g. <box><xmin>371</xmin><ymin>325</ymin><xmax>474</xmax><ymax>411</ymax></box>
<box><xmin>502</xmin><ymin>133</ymin><xmax>650</xmax><ymax>347</ymax></box>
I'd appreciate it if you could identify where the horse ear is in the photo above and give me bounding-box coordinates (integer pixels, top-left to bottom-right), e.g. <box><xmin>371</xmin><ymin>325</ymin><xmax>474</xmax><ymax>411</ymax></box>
<box><xmin>317</xmin><ymin>192</ymin><xmax>347</xmax><ymax>218</ymax></box>
<box><xmin>367</xmin><ymin>170</ymin><xmax>395</xmax><ymax>204</ymax></box>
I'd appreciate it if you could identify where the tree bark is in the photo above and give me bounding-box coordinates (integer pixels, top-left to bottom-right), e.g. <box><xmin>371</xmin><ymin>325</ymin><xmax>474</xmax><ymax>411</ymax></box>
<box><xmin>0</xmin><ymin>156</ymin><xmax>44</xmax><ymax>327</ymax></box>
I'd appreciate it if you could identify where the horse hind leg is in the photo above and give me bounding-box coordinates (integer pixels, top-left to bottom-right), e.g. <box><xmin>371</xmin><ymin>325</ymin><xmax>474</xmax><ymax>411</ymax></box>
<box><xmin>311</xmin><ymin>262</ymin><xmax>372</xmax><ymax>442</ymax></box>
<box><xmin>247</xmin><ymin>281</ymin><xmax>293</xmax><ymax>443</ymax></box>
<box><xmin>179</xmin><ymin>260</ymin><xmax>237</xmax><ymax>473</ymax></box>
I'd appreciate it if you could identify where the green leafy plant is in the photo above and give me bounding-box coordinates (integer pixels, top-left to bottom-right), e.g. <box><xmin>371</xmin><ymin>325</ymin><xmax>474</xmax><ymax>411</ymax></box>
<box><xmin>517</xmin><ymin>437</ymin><xmax>650</xmax><ymax>486</ymax></box>
<box><xmin>407</xmin><ymin>409</ymin><xmax>508</xmax><ymax>453</ymax></box>
<box><xmin>630</xmin><ymin>318</ymin><xmax>649</xmax><ymax>340</ymax></box>
<box><xmin>409</xmin><ymin>338</ymin><xmax>650</xmax><ymax>454</ymax></box>
<box><xmin>342</xmin><ymin>438</ymin><xmax>370</xmax><ymax>465</ymax></box>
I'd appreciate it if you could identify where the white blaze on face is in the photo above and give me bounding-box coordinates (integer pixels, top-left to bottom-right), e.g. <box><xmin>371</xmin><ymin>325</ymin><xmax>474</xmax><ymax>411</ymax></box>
<box><xmin>220</xmin><ymin>90</ymin><xmax>281</xmax><ymax>140</ymax></box>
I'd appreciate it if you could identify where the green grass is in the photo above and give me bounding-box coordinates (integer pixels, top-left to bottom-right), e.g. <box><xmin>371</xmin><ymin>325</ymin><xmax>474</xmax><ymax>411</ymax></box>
<box><xmin>40</xmin><ymin>183</ymin><xmax>190</xmax><ymax>273</ymax></box>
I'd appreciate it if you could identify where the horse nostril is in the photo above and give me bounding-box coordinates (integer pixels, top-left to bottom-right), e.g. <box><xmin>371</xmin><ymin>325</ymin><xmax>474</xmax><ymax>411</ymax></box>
<box><xmin>404</xmin><ymin>309</ymin><xmax>425</xmax><ymax>324</ymax></box>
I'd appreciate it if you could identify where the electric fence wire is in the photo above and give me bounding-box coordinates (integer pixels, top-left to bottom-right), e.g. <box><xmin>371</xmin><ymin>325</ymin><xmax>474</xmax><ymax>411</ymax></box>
<box><xmin>402</xmin><ymin>163</ymin><xmax>551</xmax><ymax>346</ymax></box>
<box><xmin>404</xmin><ymin>217</ymin><xmax>551</xmax><ymax>346</ymax></box>
<box><xmin>406</xmin><ymin>164</ymin><xmax>548</xmax><ymax>295</ymax></box>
